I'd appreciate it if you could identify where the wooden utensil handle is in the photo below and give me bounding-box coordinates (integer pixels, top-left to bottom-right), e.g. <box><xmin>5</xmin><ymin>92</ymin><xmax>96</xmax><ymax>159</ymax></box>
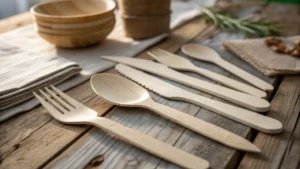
<box><xmin>180</xmin><ymin>92</ymin><xmax>282</xmax><ymax>134</ymax></box>
<box><xmin>170</xmin><ymin>70</ymin><xmax>270</xmax><ymax>112</ymax></box>
<box><xmin>141</xmin><ymin>99</ymin><xmax>260</xmax><ymax>153</ymax></box>
<box><xmin>216</xmin><ymin>58</ymin><xmax>274</xmax><ymax>91</ymax></box>
<box><xmin>191</xmin><ymin>66</ymin><xmax>267</xmax><ymax>98</ymax></box>
<box><xmin>91</xmin><ymin>117</ymin><xmax>209</xmax><ymax>169</ymax></box>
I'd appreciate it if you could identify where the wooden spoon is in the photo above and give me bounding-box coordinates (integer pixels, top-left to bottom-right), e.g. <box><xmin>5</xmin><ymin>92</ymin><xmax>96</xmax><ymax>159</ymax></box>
<box><xmin>181</xmin><ymin>44</ymin><xmax>274</xmax><ymax>91</ymax></box>
<box><xmin>90</xmin><ymin>73</ymin><xmax>262</xmax><ymax>153</ymax></box>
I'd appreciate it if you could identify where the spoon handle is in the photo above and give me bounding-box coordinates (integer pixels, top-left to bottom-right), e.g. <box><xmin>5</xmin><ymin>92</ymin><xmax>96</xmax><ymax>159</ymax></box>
<box><xmin>190</xmin><ymin>66</ymin><xmax>267</xmax><ymax>98</ymax></box>
<box><xmin>177</xmin><ymin>91</ymin><xmax>282</xmax><ymax>134</ymax></box>
<box><xmin>91</xmin><ymin>117</ymin><xmax>209</xmax><ymax>169</ymax></box>
<box><xmin>141</xmin><ymin>99</ymin><xmax>261</xmax><ymax>153</ymax></box>
<box><xmin>215</xmin><ymin>58</ymin><xmax>274</xmax><ymax>91</ymax></box>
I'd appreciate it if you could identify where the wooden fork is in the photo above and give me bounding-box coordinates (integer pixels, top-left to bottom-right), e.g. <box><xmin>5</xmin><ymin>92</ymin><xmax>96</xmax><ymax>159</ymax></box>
<box><xmin>33</xmin><ymin>85</ymin><xmax>209</xmax><ymax>169</ymax></box>
<box><xmin>148</xmin><ymin>49</ymin><xmax>267</xmax><ymax>98</ymax></box>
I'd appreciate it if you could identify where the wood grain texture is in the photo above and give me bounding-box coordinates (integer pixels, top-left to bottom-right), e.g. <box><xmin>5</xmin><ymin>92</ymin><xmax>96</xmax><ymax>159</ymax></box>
<box><xmin>0</xmin><ymin>16</ymin><xmax>209</xmax><ymax>169</ymax></box>
<box><xmin>44</xmin><ymin>29</ymin><xmax>277</xmax><ymax>169</ymax></box>
<box><xmin>1</xmin><ymin>1</ymin><xmax>299</xmax><ymax>169</ymax></box>
<box><xmin>238</xmin><ymin>76</ymin><xmax>300</xmax><ymax>169</ymax></box>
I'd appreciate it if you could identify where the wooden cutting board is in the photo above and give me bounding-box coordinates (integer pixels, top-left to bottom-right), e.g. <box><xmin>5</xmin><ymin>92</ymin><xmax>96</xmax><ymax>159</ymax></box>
<box><xmin>223</xmin><ymin>36</ymin><xmax>300</xmax><ymax>76</ymax></box>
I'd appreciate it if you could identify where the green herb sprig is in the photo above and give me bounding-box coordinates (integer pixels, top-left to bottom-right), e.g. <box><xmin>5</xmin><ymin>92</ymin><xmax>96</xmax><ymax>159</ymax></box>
<box><xmin>200</xmin><ymin>6</ymin><xmax>281</xmax><ymax>37</ymax></box>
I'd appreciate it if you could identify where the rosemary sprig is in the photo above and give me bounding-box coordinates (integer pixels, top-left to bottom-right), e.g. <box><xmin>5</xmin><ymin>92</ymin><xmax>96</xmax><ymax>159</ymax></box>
<box><xmin>200</xmin><ymin>6</ymin><xmax>281</xmax><ymax>37</ymax></box>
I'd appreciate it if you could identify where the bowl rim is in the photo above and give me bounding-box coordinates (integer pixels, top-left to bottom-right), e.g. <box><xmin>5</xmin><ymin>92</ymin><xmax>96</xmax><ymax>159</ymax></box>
<box><xmin>31</xmin><ymin>0</ymin><xmax>116</xmax><ymax>19</ymax></box>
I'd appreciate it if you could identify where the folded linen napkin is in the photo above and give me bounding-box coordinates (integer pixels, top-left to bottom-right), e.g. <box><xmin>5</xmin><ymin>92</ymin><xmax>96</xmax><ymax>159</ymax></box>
<box><xmin>0</xmin><ymin>40</ymin><xmax>81</xmax><ymax>110</ymax></box>
<box><xmin>0</xmin><ymin>0</ymin><xmax>216</xmax><ymax>121</ymax></box>
<box><xmin>223</xmin><ymin>36</ymin><xmax>300</xmax><ymax>76</ymax></box>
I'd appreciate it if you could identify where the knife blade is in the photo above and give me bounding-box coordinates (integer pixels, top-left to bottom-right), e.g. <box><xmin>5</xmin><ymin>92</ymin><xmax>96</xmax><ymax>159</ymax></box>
<box><xmin>115</xmin><ymin>64</ymin><xmax>282</xmax><ymax>134</ymax></box>
<box><xmin>101</xmin><ymin>56</ymin><xmax>270</xmax><ymax>112</ymax></box>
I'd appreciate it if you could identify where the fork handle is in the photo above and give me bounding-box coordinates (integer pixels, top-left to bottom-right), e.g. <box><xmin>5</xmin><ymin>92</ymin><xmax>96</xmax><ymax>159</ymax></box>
<box><xmin>189</xmin><ymin>66</ymin><xmax>267</xmax><ymax>98</ymax></box>
<box><xmin>91</xmin><ymin>117</ymin><xmax>209</xmax><ymax>169</ymax></box>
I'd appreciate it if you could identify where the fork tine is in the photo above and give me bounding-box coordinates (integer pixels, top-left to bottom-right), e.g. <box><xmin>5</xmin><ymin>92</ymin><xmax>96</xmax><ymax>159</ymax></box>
<box><xmin>45</xmin><ymin>87</ymin><xmax>74</xmax><ymax>110</ymax></box>
<box><xmin>39</xmin><ymin>89</ymin><xmax>68</xmax><ymax>114</ymax></box>
<box><xmin>33</xmin><ymin>92</ymin><xmax>64</xmax><ymax>120</ymax></box>
<box><xmin>50</xmin><ymin>85</ymin><xmax>81</xmax><ymax>107</ymax></box>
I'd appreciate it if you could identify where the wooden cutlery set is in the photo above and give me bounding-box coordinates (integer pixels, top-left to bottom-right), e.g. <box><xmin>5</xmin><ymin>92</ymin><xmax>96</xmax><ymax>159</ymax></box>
<box><xmin>34</xmin><ymin>44</ymin><xmax>282</xmax><ymax>169</ymax></box>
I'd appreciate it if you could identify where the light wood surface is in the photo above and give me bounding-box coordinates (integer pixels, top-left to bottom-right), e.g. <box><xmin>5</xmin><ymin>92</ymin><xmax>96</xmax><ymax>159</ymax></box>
<box><xmin>91</xmin><ymin>73</ymin><xmax>261</xmax><ymax>152</ymax></box>
<box><xmin>31</xmin><ymin>0</ymin><xmax>116</xmax><ymax>23</ymax></box>
<box><xmin>148</xmin><ymin>48</ymin><xmax>267</xmax><ymax>98</ymax></box>
<box><xmin>1</xmin><ymin>2</ymin><xmax>299</xmax><ymax>169</ymax></box>
<box><xmin>101</xmin><ymin>56</ymin><xmax>270</xmax><ymax>112</ymax></box>
<box><xmin>34</xmin><ymin>85</ymin><xmax>210</xmax><ymax>169</ymax></box>
<box><xmin>181</xmin><ymin>44</ymin><xmax>274</xmax><ymax>91</ymax></box>
<box><xmin>115</xmin><ymin>64</ymin><xmax>282</xmax><ymax>134</ymax></box>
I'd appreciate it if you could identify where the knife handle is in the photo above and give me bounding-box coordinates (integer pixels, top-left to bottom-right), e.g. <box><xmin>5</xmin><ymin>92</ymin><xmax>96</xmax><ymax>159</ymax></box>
<box><xmin>92</xmin><ymin>117</ymin><xmax>209</xmax><ymax>169</ymax></box>
<box><xmin>189</xmin><ymin>66</ymin><xmax>267</xmax><ymax>98</ymax></box>
<box><xmin>178</xmin><ymin>92</ymin><xmax>282</xmax><ymax>134</ymax></box>
<box><xmin>169</xmin><ymin>70</ymin><xmax>270</xmax><ymax>112</ymax></box>
<box><xmin>141</xmin><ymin>99</ymin><xmax>261</xmax><ymax>153</ymax></box>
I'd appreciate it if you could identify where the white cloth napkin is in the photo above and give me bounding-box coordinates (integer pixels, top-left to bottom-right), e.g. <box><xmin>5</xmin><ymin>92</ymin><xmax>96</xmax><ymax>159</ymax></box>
<box><xmin>0</xmin><ymin>40</ymin><xmax>81</xmax><ymax>110</ymax></box>
<box><xmin>0</xmin><ymin>0</ymin><xmax>216</xmax><ymax>121</ymax></box>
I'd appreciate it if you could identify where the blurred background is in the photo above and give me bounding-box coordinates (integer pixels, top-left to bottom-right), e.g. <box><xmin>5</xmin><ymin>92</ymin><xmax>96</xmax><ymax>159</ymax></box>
<box><xmin>0</xmin><ymin>0</ymin><xmax>299</xmax><ymax>19</ymax></box>
<box><xmin>0</xmin><ymin>0</ymin><xmax>42</xmax><ymax>19</ymax></box>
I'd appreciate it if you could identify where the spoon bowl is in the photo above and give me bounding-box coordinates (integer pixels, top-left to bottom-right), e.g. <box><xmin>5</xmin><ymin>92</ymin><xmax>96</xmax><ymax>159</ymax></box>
<box><xmin>181</xmin><ymin>44</ymin><xmax>221</xmax><ymax>63</ymax></box>
<box><xmin>91</xmin><ymin>73</ymin><xmax>149</xmax><ymax>106</ymax></box>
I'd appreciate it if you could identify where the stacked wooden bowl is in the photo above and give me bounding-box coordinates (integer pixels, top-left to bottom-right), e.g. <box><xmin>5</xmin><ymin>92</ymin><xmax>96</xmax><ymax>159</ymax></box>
<box><xmin>31</xmin><ymin>0</ymin><xmax>116</xmax><ymax>48</ymax></box>
<box><xmin>118</xmin><ymin>0</ymin><xmax>171</xmax><ymax>39</ymax></box>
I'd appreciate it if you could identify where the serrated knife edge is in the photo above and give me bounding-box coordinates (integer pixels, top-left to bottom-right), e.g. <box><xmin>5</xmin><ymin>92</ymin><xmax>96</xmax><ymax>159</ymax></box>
<box><xmin>115</xmin><ymin>64</ymin><xmax>183</xmax><ymax>99</ymax></box>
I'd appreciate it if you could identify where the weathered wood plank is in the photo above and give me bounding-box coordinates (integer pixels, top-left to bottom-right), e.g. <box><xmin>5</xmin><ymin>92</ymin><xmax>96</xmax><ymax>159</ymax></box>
<box><xmin>43</xmin><ymin>28</ymin><xmax>277</xmax><ymax>169</ymax></box>
<box><xmin>0</xmin><ymin>17</ymin><xmax>209</xmax><ymax>169</ymax></box>
<box><xmin>262</xmin><ymin>3</ymin><xmax>300</xmax><ymax>36</ymax></box>
<box><xmin>238</xmin><ymin>76</ymin><xmax>300</xmax><ymax>169</ymax></box>
<box><xmin>280</xmin><ymin>116</ymin><xmax>300</xmax><ymax>169</ymax></box>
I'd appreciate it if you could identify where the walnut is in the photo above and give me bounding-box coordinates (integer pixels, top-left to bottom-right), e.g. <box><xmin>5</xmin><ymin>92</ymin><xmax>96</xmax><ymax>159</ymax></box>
<box><xmin>264</xmin><ymin>37</ymin><xmax>282</xmax><ymax>46</ymax></box>
<box><xmin>278</xmin><ymin>43</ymin><xmax>287</xmax><ymax>53</ymax></box>
<box><xmin>291</xmin><ymin>50</ymin><xmax>299</xmax><ymax>57</ymax></box>
<box><xmin>271</xmin><ymin>45</ymin><xmax>280</xmax><ymax>52</ymax></box>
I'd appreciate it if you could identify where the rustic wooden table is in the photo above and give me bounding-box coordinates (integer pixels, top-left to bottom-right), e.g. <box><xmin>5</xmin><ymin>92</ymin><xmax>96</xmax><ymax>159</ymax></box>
<box><xmin>0</xmin><ymin>1</ymin><xmax>299</xmax><ymax>169</ymax></box>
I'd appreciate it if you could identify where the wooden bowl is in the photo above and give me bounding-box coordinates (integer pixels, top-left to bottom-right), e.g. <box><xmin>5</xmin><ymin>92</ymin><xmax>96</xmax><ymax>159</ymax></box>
<box><xmin>121</xmin><ymin>14</ymin><xmax>170</xmax><ymax>39</ymax></box>
<box><xmin>31</xmin><ymin>0</ymin><xmax>116</xmax><ymax>23</ymax></box>
<box><xmin>119</xmin><ymin>3</ymin><xmax>170</xmax><ymax>16</ymax></box>
<box><xmin>35</xmin><ymin>19</ymin><xmax>115</xmax><ymax>35</ymax></box>
<box><xmin>37</xmin><ymin>27</ymin><xmax>114</xmax><ymax>48</ymax></box>
<box><xmin>34</xmin><ymin>15</ymin><xmax>115</xmax><ymax>30</ymax></box>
